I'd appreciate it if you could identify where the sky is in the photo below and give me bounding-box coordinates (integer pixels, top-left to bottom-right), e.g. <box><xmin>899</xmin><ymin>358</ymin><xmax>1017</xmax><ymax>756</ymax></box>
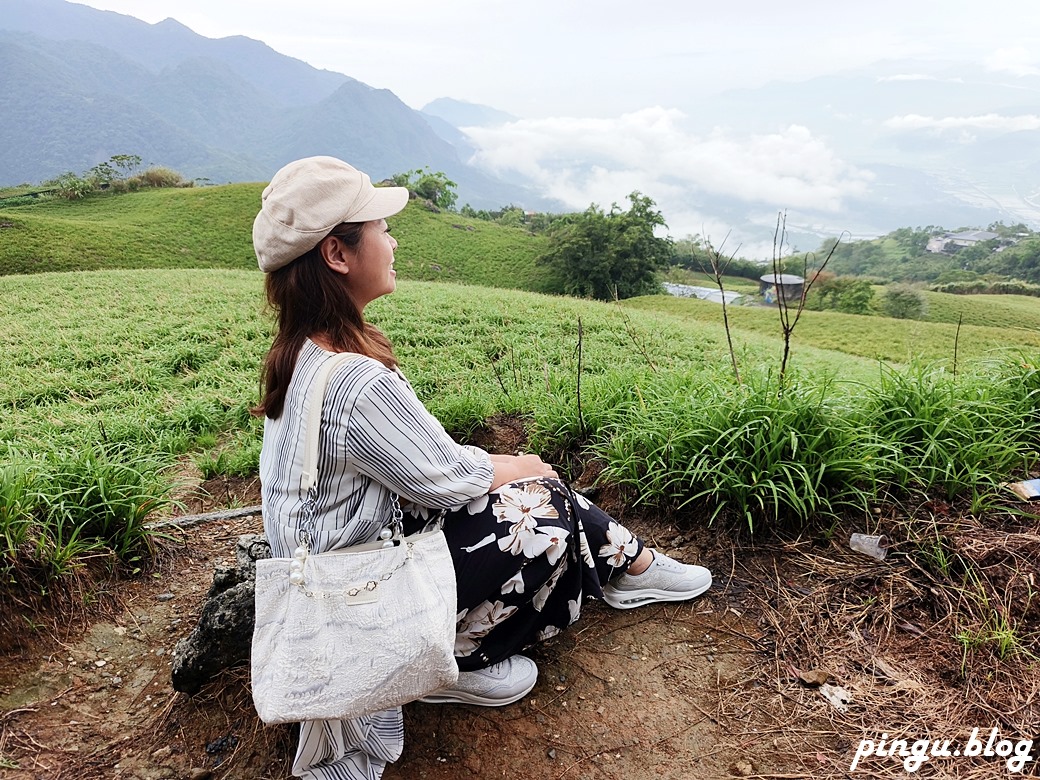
<box><xmin>66</xmin><ymin>1</ymin><xmax>1040</xmax><ymax>249</ymax></box>
<box><xmin>70</xmin><ymin>0</ymin><xmax>1040</xmax><ymax>117</ymax></box>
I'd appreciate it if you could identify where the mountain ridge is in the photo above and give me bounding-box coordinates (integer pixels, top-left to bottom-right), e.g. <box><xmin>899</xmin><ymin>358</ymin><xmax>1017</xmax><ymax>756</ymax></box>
<box><xmin>0</xmin><ymin>0</ymin><xmax>551</xmax><ymax>208</ymax></box>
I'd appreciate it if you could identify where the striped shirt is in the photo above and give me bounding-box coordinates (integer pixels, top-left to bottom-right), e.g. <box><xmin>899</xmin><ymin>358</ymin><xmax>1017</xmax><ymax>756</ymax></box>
<box><xmin>259</xmin><ymin>338</ymin><xmax>494</xmax><ymax>779</ymax></box>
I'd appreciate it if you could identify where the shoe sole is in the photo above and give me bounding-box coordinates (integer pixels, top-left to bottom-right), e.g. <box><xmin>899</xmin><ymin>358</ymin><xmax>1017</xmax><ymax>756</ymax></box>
<box><xmin>418</xmin><ymin>679</ymin><xmax>536</xmax><ymax>707</ymax></box>
<box><xmin>601</xmin><ymin>579</ymin><xmax>712</xmax><ymax>610</ymax></box>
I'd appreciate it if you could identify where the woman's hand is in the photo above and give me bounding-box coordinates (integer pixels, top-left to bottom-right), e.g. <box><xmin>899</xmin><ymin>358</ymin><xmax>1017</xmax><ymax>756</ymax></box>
<box><xmin>488</xmin><ymin>453</ymin><xmax>558</xmax><ymax>490</ymax></box>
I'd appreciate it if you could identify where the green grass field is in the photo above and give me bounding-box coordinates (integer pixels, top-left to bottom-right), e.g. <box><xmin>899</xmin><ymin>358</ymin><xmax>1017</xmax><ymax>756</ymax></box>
<box><xmin>0</xmin><ymin>269</ymin><xmax>886</xmax><ymax>457</ymax></box>
<box><xmin>624</xmin><ymin>293</ymin><xmax>1040</xmax><ymax>364</ymax></box>
<box><xmin>921</xmin><ymin>290</ymin><xmax>1040</xmax><ymax>332</ymax></box>
<box><xmin>1</xmin><ymin>187</ymin><xmax>1038</xmax><ymax>588</ymax></box>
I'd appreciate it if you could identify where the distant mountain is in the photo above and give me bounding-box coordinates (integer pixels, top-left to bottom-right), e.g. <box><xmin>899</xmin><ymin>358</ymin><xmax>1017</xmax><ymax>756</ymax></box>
<box><xmin>422</xmin><ymin>98</ymin><xmax>518</xmax><ymax>128</ymax></box>
<box><xmin>6</xmin><ymin>0</ymin><xmax>1038</xmax><ymax>244</ymax></box>
<box><xmin>0</xmin><ymin>0</ymin><xmax>551</xmax><ymax>208</ymax></box>
<box><xmin>0</xmin><ymin>0</ymin><xmax>350</xmax><ymax>107</ymax></box>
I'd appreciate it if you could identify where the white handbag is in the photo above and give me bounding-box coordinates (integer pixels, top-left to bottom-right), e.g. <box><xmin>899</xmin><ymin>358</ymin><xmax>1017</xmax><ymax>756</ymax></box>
<box><xmin>251</xmin><ymin>352</ymin><xmax>459</xmax><ymax>725</ymax></box>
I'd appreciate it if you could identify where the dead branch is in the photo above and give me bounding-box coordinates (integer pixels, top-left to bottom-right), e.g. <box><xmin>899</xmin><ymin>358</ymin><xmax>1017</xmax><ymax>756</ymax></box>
<box><xmin>702</xmin><ymin>233</ymin><xmax>742</xmax><ymax>384</ymax></box>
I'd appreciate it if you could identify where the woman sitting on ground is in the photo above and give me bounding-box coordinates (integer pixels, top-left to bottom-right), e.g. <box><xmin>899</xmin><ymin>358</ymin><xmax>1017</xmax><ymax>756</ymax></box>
<box><xmin>252</xmin><ymin>156</ymin><xmax>712</xmax><ymax>780</ymax></box>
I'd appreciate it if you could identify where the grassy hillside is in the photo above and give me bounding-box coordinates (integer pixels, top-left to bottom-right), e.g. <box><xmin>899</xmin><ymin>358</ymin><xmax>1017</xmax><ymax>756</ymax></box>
<box><xmin>2</xmin><ymin>195</ymin><xmax>1038</xmax><ymax>558</ymax></box>
<box><xmin>920</xmin><ymin>290</ymin><xmax>1040</xmax><ymax>332</ymax></box>
<box><xmin>0</xmin><ymin>185</ymin><xmax>259</xmax><ymax>273</ymax></box>
<box><xmin>0</xmin><ymin>185</ymin><xmax>546</xmax><ymax>289</ymax></box>
<box><xmin>625</xmin><ymin>293</ymin><xmax>1040</xmax><ymax>364</ymax></box>
<box><xmin>387</xmin><ymin>202</ymin><xmax>547</xmax><ymax>290</ymax></box>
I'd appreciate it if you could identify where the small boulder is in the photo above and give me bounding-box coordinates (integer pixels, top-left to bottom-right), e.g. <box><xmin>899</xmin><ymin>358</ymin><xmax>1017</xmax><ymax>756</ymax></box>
<box><xmin>171</xmin><ymin>535</ymin><xmax>270</xmax><ymax>695</ymax></box>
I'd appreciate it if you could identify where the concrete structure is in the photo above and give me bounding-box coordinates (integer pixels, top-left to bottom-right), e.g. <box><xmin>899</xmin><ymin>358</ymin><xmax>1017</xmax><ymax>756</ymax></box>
<box><xmin>759</xmin><ymin>273</ymin><xmax>805</xmax><ymax>305</ymax></box>
<box><xmin>926</xmin><ymin>230</ymin><xmax>999</xmax><ymax>253</ymax></box>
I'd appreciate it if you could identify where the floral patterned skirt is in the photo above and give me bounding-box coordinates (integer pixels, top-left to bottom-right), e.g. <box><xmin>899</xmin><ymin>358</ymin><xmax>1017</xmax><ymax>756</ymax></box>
<box><xmin>402</xmin><ymin>477</ymin><xmax>644</xmax><ymax>672</ymax></box>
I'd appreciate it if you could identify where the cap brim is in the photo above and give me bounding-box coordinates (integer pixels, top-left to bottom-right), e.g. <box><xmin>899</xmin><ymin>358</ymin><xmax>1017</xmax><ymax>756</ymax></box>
<box><xmin>347</xmin><ymin>186</ymin><xmax>410</xmax><ymax>223</ymax></box>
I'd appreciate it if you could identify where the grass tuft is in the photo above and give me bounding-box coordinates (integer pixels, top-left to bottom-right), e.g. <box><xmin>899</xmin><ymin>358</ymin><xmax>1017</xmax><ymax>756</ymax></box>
<box><xmin>599</xmin><ymin>367</ymin><xmax>876</xmax><ymax>531</ymax></box>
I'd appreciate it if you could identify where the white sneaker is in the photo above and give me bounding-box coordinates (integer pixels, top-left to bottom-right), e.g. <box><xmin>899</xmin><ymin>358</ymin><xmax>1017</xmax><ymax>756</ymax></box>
<box><xmin>419</xmin><ymin>655</ymin><xmax>538</xmax><ymax>706</ymax></box>
<box><xmin>602</xmin><ymin>551</ymin><xmax>712</xmax><ymax>609</ymax></box>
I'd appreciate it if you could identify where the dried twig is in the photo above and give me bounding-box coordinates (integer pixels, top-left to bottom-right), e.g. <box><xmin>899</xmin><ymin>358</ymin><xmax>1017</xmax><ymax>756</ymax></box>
<box><xmin>611</xmin><ymin>288</ymin><xmax>658</xmax><ymax>372</ymax></box>
<box><xmin>702</xmin><ymin>234</ymin><xmax>742</xmax><ymax>384</ymax></box>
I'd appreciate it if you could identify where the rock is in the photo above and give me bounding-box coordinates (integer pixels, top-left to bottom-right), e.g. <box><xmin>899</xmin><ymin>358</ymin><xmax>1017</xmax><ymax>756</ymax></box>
<box><xmin>796</xmin><ymin>668</ymin><xmax>831</xmax><ymax>687</ymax></box>
<box><xmin>818</xmin><ymin>682</ymin><xmax>853</xmax><ymax>712</ymax></box>
<box><xmin>171</xmin><ymin>535</ymin><xmax>270</xmax><ymax>695</ymax></box>
<box><xmin>730</xmin><ymin>760</ymin><xmax>754</xmax><ymax>777</ymax></box>
<box><xmin>188</xmin><ymin>770</ymin><xmax>214</xmax><ymax>780</ymax></box>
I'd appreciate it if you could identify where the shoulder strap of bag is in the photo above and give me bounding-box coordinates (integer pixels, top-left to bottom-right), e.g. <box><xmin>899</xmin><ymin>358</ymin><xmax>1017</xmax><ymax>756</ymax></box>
<box><xmin>300</xmin><ymin>351</ymin><xmax>361</xmax><ymax>496</ymax></box>
<box><xmin>297</xmin><ymin>351</ymin><xmax>415</xmax><ymax>547</ymax></box>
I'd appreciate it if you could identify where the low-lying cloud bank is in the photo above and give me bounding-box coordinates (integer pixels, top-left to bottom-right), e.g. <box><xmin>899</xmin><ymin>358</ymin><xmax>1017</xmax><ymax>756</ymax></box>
<box><xmin>461</xmin><ymin>107</ymin><xmax>872</xmax><ymax>246</ymax></box>
<box><xmin>884</xmin><ymin>113</ymin><xmax>1040</xmax><ymax>132</ymax></box>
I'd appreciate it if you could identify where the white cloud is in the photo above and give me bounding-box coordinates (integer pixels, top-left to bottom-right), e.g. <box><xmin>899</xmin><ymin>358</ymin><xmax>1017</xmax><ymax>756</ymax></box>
<box><xmin>884</xmin><ymin>113</ymin><xmax>1040</xmax><ymax>132</ymax></box>
<box><xmin>876</xmin><ymin>74</ymin><xmax>937</xmax><ymax>82</ymax></box>
<box><xmin>463</xmin><ymin>107</ymin><xmax>872</xmax><ymax>237</ymax></box>
<box><xmin>984</xmin><ymin>47</ymin><xmax>1040</xmax><ymax>77</ymax></box>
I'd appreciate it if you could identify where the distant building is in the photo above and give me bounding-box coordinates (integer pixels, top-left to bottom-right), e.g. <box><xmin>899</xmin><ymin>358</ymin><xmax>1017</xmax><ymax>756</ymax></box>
<box><xmin>759</xmin><ymin>273</ymin><xmax>804</xmax><ymax>305</ymax></box>
<box><xmin>926</xmin><ymin>230</ymin><xmax>999</xmax><ymax>253</ymax></box>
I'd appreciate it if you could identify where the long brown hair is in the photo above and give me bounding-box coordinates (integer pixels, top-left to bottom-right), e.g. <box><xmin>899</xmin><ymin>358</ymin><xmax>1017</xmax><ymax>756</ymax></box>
<box><xmin>254</xmin><ymin>222</ymin><xmax>398</xmax><ymax>419</ymax></box>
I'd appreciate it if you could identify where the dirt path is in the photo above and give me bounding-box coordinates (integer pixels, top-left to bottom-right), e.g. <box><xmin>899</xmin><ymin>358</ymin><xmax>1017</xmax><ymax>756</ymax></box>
<box><xmin>2</xmin><ymin>482</ymin><xmax>1036</xmax><ymax>779</ymax></box>
<box><xmin>0</xmin><ymin>503</ymin><xmax>793</xmax><ymax>780</ymax></box>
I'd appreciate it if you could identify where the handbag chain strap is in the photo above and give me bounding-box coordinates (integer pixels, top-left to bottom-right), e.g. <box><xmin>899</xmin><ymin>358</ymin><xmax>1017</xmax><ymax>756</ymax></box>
<box><xmin>298</xmin><ymin>538</ymin><xmax>416</xmax><ymax>600</ymax></box>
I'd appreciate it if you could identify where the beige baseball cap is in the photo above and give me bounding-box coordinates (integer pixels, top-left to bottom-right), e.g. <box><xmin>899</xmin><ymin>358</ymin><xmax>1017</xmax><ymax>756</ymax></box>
<box><xmin>252</xmin><ymin>156</ymin><xmax>410</xmax><ymax>273</ymax></box>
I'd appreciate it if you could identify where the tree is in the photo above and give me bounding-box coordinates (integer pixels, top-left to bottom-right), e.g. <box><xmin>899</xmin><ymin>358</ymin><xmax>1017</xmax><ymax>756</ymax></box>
<box><xmin>888</xmin><ymin>226</ymin><xmax>931</xmax><ymax>257</ymax></box>
<box><xmin>669</xmin><ymin>234</ymin><xmax>714</xmax><ymax>272</ymax></box>
<box><xmin>881</xmin><ymin>284</ymin><xmax>927</xmax><ymax>320</ymax></box>
<box><xmin>977</xmin><ymin>237</ymin><xmax>1040</xmax><ymax>284</ymax></box>
<box><xmin>87</xmin><ymin>154</ymin><xmax>143</xmax><ymax>187</ymax></box>
<box><xmin>806</xmin><ymin>275</ymin><xmax>875</xmax><ymax>314</ymax></box>
<box><xmin>538</xmin><ymin>192</ymin><xmax>671</xmax><ymax>300</ymax></box>
<box><xmin>390</xmin><ymin>167</ymin><xmax>457</xmax><ymax>210</ymax></box>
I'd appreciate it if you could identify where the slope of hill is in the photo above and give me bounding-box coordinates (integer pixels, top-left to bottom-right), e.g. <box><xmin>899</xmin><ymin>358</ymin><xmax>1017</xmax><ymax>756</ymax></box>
<box><xmin>0</xmin><ymin>185</ymin><xmax>547</xmax><ymax>288</ymax></box>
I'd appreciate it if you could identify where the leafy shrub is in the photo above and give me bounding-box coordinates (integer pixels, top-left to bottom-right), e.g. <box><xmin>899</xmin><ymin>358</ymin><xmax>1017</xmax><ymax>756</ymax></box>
<box><xmin>390</xmin><ymin>167</ymin><xmax>457</xmax><ymax>210</ymax></box>
<box><xmin>806</xmin><ymin>275</ymin><xmax>875</xmax><ymax>314</ymax></box>
<box><xmin>881</xmin><ymin>283</ymin><xmax>928</xmax><ymax>319</ymax></box>
<box><xmin>52</xmin><ymin>172</ymin><xmax>93</xmax><ymax>200</ymax></box>
<box><xmin>0</xmin><ymin>447</ymin><xmax>168</xmax><ymax>587</ymax></box>
<box><xmin>108</xmin><ymin>178</ymin><xmax>140</xmax><ymax>194</ymax></box>
<box><xmin>132</xmin><ymin>166</ymin><xmax>188</xmax><ymax>189</ymax></box>
<box><xmin>0</xmin><ymin>462</ymin><xmax>36</xmax><ymax>561</ymax></box>
<box><xmin>38</xmin><ymin>447</ymin><xmax>169</xmax><ymax>564</ymax></box>
<box><xmin>931</xmin><ymin>279</ymin><xmax>1040</xmax><ymax>298</ymax></box>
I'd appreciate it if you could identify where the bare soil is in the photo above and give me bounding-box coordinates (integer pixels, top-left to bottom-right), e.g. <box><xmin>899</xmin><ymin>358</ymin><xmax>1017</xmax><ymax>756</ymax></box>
<box><xmin>1</xmin><ymin>472</ymin><xmax>1038</xmax><ymax>780</ymax></box>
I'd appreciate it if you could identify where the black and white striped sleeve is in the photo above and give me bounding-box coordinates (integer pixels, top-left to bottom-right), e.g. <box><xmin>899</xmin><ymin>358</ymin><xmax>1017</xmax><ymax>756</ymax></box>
<box><xmin>340</xmin><ymin>369</ymin><xmax>494</xmax><ymax>508</ymax></box>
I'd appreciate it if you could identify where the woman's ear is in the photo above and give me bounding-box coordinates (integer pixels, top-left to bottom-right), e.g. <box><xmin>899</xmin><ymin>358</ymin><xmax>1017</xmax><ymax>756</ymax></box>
<box><xmin>319</xmin><ymin>236</ymin><xmax>353</xmax><ymax>276</ymax></box>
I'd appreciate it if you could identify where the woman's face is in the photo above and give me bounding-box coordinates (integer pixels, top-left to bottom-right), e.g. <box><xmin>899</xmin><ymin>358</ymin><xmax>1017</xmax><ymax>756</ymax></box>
<box><xmin>344</xmin><ymin>219</ymin><xmax>398</xmax><ymax>309</ymax></box>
